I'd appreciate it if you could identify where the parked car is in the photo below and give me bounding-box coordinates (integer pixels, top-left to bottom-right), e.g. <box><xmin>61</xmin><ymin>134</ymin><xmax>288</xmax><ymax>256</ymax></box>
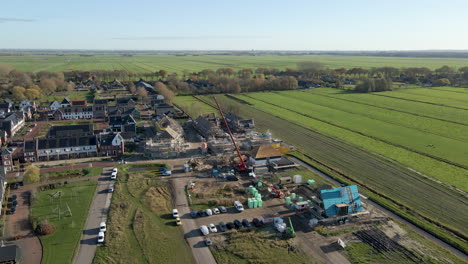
<box><xmin>10</xmin><ymin>200</ymin><xmax>17</xmax><ymax>206</ymax></box>
<box><xmin>197</xmin><ymin>210</ymin><xmax>205</xmax><ymax>217</ymax></box>
<box><xmin>176</xmin><ymin>217</ymin><xmax>182</xmax><ymax>226</ymax></box>
<box><xmin>100</xmin><ymin>222</ymin><xmax>107</xmax><ymax>232</ymax></box>
<box><xmin>108</xmin><ymin>187</ymin><xmax>114</xmax><ymax>193</ymax></box>
<box><xmin>233</xmin><ymin>219</ymin><xmax>242</xmax><ymax>229</ymax></box>
<box><xmin>110</xmin><ymin>172</ymin><xmax>117</xmax><ymax>180</ymax></box>
<box><xmin>252</xmin><ymin>218</ymin><xmax>263</xmax><ymax>227</ymax></box>
<box><xmin>204</xmin><ymin>238</ymin><xmax>212</xmax><ymax>246</ymax></box>
<box><xmin>12</xmin><ymin>183</ymin><xmax>19</xmax><ymax>190</ymax></box>
<box><xmin>242</xmin><ymin>219</ymin><xmax>252</xmax><ymax>227</ymax></box>
<box><xmin>212</xmin><ymin>208</ymin><xmax>220</xmax><ymax>215</ymax></box>
<box><xmin>112</xmin><ymin>168</ymin><xmax>118</xmax><ymax>173</ymax></box>
<box><xmin>208</xmin><ymin>223</ymin><xmax>217</xmax><ymax>233</ymax></box>
<box><xmin>199</xmin><ymin>225</ymin><xmax>209</xmax><ymax>236</ymax></box>
<box><xmin>9</xmin><ymin>195</ymin><xmax>17</xmax><ymax>201</ymax></box>
<box><xmin>172</xmin><ymin>209</ymin><xmax>179</xmax><ymax>218</ymax></box>
<box><xmin>226</xmin><ymin>176</ymin><xmax>238</xmax><ymax>181</ymax></box>
<box><xmin>159</xmin><ymin>167</ymin><xmax>172</xmax><ymax>176</ymax></box>
<box><xmin>97</xmin><ymin>231</ymin><xmax>105</xmax><ymax>243</ymax></box>
<box><xmin>226</xmin><ymin>222</ymin><xmax>235</xmax><ymax>230</ymax></box>
<box><xmin>190</xmin><ymin>210</ymin><xmax>198</xmax><ymax>218</ymax></box>
<box><xmin>234</xmin><ymin>201</ymin><xmax>244</xmax><ymax>212</ymax></box>
<box><xmin>218</xmin><ymin>222</ymin><xmax>227</xmax><ymax>232</ymax></box>
<box><xmin>6</xmin><ymin>207</ymin><xmax>15</xmax><ymax>214</ymax></box>
<box><xmin>218</xmin><ymin>206</ymin><xmax>227</xmax><ymax>213</ymax></box>
<box><xmin>205</xmin><ymin>209</ymin><xmax>213</xmax><ymax>216</ymax></box>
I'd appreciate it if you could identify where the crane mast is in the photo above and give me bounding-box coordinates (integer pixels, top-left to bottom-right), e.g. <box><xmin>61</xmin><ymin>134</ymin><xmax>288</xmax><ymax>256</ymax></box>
<box><xmin>212</xmin><ymin>96</ymin><xmax>247</xmax><ymax>171</ymax></box>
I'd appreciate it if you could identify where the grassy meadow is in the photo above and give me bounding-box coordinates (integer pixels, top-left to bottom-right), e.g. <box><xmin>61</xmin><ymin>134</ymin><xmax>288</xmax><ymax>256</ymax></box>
<box><xmin>30</xmin><ymin>181</ymin><xmax>98</xmax><ymax>264</ymax></box>
<box><xmin>93</xmin><ymin>165</ymin><xmax>194</xmax><ymax>264</ymax></box>
<box><xmin>2</xmin><ymin>53</ymin><xmax>468</xmax><ymax>73</ymax></box>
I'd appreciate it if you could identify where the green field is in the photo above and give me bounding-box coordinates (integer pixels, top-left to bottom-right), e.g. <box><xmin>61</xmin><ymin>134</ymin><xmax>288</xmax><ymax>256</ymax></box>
<box><xmin>173</xmin><ymin>95</ymin><xmax>217</xmax><ymax>117</ymax></box>
<box><xmin>30</xmin><ymin>181</ymin><xmax>98</xmax><ymax>264</ymax></box>
<box><xmin>188</xmin><ymin>92</ymin><xmax>468</xmax><ymax>253</ymax></box>
<box><xmin>2</xmin><ymin>53</ymin><xmax>468</xmax><ymax>73</ymax></box>
<box><xmin>93</xmin><ymin>165</ymin><xmax>194</xmax><ymax>264</ymax></box>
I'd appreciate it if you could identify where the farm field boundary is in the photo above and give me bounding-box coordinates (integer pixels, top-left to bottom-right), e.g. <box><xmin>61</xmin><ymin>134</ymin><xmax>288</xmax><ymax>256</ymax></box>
<box><xmin>373</xmin><ymin>94</ymin><xmax>468</xmax><ymax>110</ymax></box>
<box><xmin>241</xmin><ymin>93</ymin><xmax>468</xmax><ymax>170</ymax></box>
<box><xmin>190</xmin><ymin>94</ymin><xmax>468</xmax><ymax>254</ymax></box>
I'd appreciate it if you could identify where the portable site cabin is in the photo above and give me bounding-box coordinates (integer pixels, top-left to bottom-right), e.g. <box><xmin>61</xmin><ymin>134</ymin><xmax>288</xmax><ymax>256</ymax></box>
<box><xmin>320</xmin><ymin>185</ymin><xmax>363</xmax><ymax>218</ymax></box>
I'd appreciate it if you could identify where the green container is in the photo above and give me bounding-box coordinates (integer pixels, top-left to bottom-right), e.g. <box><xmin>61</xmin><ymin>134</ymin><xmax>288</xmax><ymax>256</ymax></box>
<box><xmin>253</xmin><ymin>198</ymin><xmax>258</xmax><ymax>208</ymax></box>
<box><xmin>307</xmin><ymin>179</ymin><xmax>315</xmax><ymax>185</ymax></box>
<box><xmin>258</xmin><ymin>199</ymin><xmax>263</xmax><ymax>207</ymax></box>
<box><xmin>291</xmin><ymin>193</ymin><xmax>297</xmax><ymax>201</ymax></box>
<box><xmin>257</xmin><ymin>181</ymin><xmax>263</xmax><ymax>187</ymax></box>
<box><xmin>248</xmin><ymin>198</ymin><xmax>253</xmax><ymax>208</ymax></box>
<box><xmin>249</xmin><ymin>185</ymin><xmax>253</xmax><ymax>193</ymax></box>
<box><xmin>256</xmin><ymin>193</ymin><xmax>261</xmax><ymax>199</ymax></box>
<box><xmin>307</xmin><ymin>200</ymin><xmax>312</xmax><ymax>206</ymax></box>
<box><xmin>285</xmin><ymin>196</ymin><xmax>291</xmax><ymax>206</ymax></box>
<box><xmin>298</xmin><ymin>196</ymin><xmax>304</xmax><ymax>202</ymax></box>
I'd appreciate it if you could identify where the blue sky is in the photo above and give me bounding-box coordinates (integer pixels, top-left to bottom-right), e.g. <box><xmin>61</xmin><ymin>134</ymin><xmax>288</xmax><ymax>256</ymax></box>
<box><xmin>1</xmin><ymin>0</ymin><xmax>467</xmax><ymax>50</ymax></box>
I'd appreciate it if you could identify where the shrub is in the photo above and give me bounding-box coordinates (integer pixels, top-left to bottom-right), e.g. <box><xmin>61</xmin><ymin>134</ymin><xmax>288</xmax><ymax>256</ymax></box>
<box><xmin>36</xmin><ymin>220</ymin><xmax>55</xmax><ymax>236</ymax></box>
<box><xmin>81</xmin><ymin>168</ymin><xmax>90</xmax><ymax>175</ymax></box>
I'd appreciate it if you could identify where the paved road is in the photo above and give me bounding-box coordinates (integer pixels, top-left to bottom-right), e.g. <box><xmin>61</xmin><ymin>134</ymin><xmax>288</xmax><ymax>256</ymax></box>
<box><xmin>171</xmin><ymin>170</ymin><xmax>217</xmax><ymax>264</ymax></box>
<box><xmin>290</xmin><ymin>156</ymin><xmax>468</xmax><ymax>262</ymax></box>
<box><xmin>74</xmin><ymin>167</ymin><xmax>114</xmax><ymax>264</ymax></box>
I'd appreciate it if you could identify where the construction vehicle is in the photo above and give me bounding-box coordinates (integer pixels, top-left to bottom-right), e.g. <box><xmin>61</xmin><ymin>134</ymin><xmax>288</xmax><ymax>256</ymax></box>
<box><xmin>213</xmin><ymin>96</ymin><xmax>247</xmax><ymax>172</ymax></box>
<box><xmin>285</xmin><ymin>217</ymin><xmax>296</xmax><ymax>238</ymax></box>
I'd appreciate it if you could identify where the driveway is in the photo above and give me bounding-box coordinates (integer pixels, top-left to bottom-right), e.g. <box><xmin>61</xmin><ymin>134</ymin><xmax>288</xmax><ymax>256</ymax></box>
<box><xmin>74</xmin><ymin>167</ymin><xmax>115</xmax><ymax>264</ymax></box>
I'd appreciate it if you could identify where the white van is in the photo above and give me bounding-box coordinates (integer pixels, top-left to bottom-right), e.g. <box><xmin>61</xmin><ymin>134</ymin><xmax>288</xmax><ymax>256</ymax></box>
<box><xmin>234</xmin><ymin>201</ymin><xmax>244</xmax><ymax>212</ymax></box>
<box><xmin>205</xmin><ymin>209</ymin><xmax>213</xmax><ymax>216</ymax></box>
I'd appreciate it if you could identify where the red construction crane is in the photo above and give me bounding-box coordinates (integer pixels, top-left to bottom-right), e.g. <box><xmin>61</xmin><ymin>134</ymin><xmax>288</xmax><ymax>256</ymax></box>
<box><xmin>213</xmin><ymin>96</ymin><xmax>247</xmax><ymax>172</ymax></box>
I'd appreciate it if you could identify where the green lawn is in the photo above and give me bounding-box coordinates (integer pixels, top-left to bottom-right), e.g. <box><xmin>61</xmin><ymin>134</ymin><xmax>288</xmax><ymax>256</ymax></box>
<box><xmin>42</xmin><ymin>167</ymin><xmax>103</xmax><ymax>181</ymax></box>
<box><xmin>173</xmin><ymin>95</ymin><xmax>218</xmax><ymax>117</ymax></box>
<box><xmin>2</xmin><ymin>53</ymin><xmax>468</xmax><ymax>73</ymax></box>
<box><xmin>93</xmin><ymin>165</ymin><xmax>194</xmax><ymax>264</ymax></box>
<box><xmin>30</xmin><ymin>181</ymin><xmax>98</xmax><ymax>264</ymax></box>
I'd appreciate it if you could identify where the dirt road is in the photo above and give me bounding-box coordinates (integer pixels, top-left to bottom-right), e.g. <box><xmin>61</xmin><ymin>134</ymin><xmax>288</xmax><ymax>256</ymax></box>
<box><xmin>74</xmin><ymin>167</ymin><xmax>114</xmax><ymax>264</ymax></box>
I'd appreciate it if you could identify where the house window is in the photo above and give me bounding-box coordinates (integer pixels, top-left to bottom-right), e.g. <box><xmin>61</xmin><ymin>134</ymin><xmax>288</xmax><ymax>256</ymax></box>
<box><xmin>4</xmin><ymin>161</ymin><xmax>10</xmax><ymax>165</ymax></box>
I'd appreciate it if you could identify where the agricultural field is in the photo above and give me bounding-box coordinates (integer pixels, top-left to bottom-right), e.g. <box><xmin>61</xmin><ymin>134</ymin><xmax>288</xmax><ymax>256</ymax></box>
<box><xmin>2</xmin><ymin>53</ymin><xmax>468</xmax><ymax>73</ymax></box>
<box><xmin>30</xmin><ymin>181</ymin><xmax>98</xmax><ymax>264</ymax></box>
<box><xmin>188</xmin><ymin>93</ymin><xmax>468</xmax><ymax>253</ymax></box>
<box><xmin>173</xmin><ymin>96</ymin><xmax>217</xmax><ymax>117</ymax></box>
<box><xmin>93</xmin><ymin>165</ymin><xmax>194</xmax><ymax>264</ymax></box>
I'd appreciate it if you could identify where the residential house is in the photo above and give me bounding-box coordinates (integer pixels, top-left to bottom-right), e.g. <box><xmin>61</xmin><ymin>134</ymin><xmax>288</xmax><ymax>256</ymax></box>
<box><xmin>70</xmin><ymin>100</ymin><xmax>87</xmax><ymax>107</ymax></box>
<box><xmin>108</xmin><ymin>106</ymin><xmax>140</xmax><ymax>119</ymax></box>
<box><xmin>23</xmin><ymin>140</ymin><xmax>37</xmax><ymax>162</ymax></box>
<box><xmin>136</xmin><ymin>79</ymin><xmax>154</xmax><ymax>92</ymax></box>
<box><xmin>224</xmin><ymin>112</ymin><xmax>255</xmax><ymax>132</ymax></box>
<box><xmin>0</xmin><ymin>148</ymin><xmax>13</xmax><ymax>172</ymax></box>
<box><xmin>157</xmin><ymin>115</ymin><xmax>183</xmax><ymax>135</ymax></box>
<box><xmin>0</xmin><ymin>112</ymin><xmax>25</xmax><ymax>137</ymax></box>
<box><xmin>192</xmin><ymin>113</ymin><xmax>224</xmax><ymax>139</ymax></box>
<box><xmin>36</xmin><ymin>136</ymin><xmax>98</xmax><ymax>161</ymax></box>
<box><xmin>145</xmin><ymin>127</ymin><xmax>185</xmax><ymax>158</ymax></box>
<box><xmin>111</xmin><ymin>79</ymin><xmax>125</xmax><ymax>89</ymax></box>
<box><xmin>154</xmin><ymin>103</ymin><xmax>175</xmax><ymax>117</ymax></box>
<box><xmin>62</xmin><ymin>106</ymin><xmax>93</xmax><ymax>119</ymax></box>
<box><xmin>0</xmin><ymin>101</ymin><xmax>13</xmax><ymax>114</ymax></box>
<box><xmin>320</xmin><ymin>185</ymin><xmax>364</xmax><ymax>217</ymax></box>
<box><xmin>116</xmin><ymin>97</ymin><xmax>136</xmax><ymax>108</ymax></box>
<box><xmin>19</xmin><ymin>99</ymin><xmax>36</xmax><ymax>111</ymax></box>
<box><xmin>46</xmin><ymin>124</ymin><xmax>94</xmax><ymax>138</ymax></box>
<box><xmin>109</xmin><ymin>114</ymin><xmax>136</xmax><ymax>134</ymax></box>
<box><xmin>98</xmin><ymin>133</ymin><xmax>124</xmax><ymax>156</ymax></box>
<box><xmin>60</xmin><ymin>97</ymin><xmax>71</xmax><ymax>108</ymax></box>
<box><xmin>249</xmin><ymin>145</ymin><xmax>282</xmax><ymax>167</ymax></box>
<box><xmin>151</xmin><ymin>95</ymin><xmax>165</xmax><ymax>105</ymax></box>
<box><xmin>93</xmin><ymin>99</ymin><xmax>108</xmax><ymax>119</ymax></box>
<box><xmin>49</xmin><ymin>101</ymin><xmax>61</xmax><ymax>111</ymax></box>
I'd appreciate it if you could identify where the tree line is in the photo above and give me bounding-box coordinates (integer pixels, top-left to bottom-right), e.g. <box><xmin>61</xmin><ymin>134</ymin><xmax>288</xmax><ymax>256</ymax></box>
<box><xmin>1</xmin><ymin>62</ymin><xmax>468</xmax><ymax>102</ymax></box>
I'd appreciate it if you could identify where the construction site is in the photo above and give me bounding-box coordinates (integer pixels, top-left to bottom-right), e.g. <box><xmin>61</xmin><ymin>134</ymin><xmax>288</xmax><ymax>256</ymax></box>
<box><xmin>150</xmin><ymin>96</ymin><xmax>447</xmax><ymax>264</ymax></box>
